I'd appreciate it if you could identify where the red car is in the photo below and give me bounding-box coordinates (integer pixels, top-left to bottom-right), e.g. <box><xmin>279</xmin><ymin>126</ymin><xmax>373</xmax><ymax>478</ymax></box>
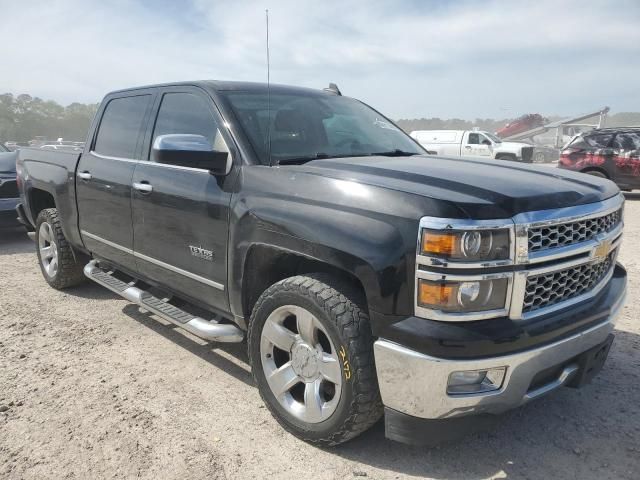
<box><xmin>558</xmin><ymin>128</ymin><xmax>640</xmax><ymax>190</ymax></box>
<box><xmin>496</xmin><ymin>114</ymin><xmax>547</xmax><ymax>138</ymax></box>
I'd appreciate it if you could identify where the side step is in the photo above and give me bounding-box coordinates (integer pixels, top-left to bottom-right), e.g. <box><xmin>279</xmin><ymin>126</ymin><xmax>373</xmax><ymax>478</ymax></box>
<box><xmin>84</xmin><ymin>260</ymin><xmax>244</xmax><ymax>343</ymax></box>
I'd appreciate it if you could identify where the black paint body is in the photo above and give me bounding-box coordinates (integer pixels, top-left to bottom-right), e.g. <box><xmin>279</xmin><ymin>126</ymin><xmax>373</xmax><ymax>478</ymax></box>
<box><xmin>15</xmin><ymin>81</ymin><xmax>625</xmax><ymax>358</ymax></box>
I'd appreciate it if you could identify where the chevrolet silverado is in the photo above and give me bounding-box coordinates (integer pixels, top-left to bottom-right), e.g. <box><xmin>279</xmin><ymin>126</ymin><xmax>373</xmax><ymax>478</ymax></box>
<box><xmin>16</xmin><ymin>81</ymin><xmax>627</xmax><ymax>445</ymax></box>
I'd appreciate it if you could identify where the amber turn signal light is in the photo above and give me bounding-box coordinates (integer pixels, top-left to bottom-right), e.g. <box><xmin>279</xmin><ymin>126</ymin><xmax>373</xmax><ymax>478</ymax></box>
<box><xmin>418</xmin><ymin>280</ymin><xmax>456</xmax><ymax>309</ymax></box>
<box><xmin>421</xmin><ymin>231</ymin><xmax>457</xmax><ymax>257</ymax></box>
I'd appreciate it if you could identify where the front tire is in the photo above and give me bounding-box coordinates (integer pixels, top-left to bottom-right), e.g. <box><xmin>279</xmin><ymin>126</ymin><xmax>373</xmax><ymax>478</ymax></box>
<box><xmin>585</xmin><ymin>170</ymin><xmax>608</xmax><ymax>179</ymax></box>
<box><xmin>248</xmin><ymin>275</ymin><xmax>383</xmax><ymax>446</ymax></box>
<box><xmin>35</xmin><ymin>208</ymin><xmax>86</xmax><ymax>289</ymax></box>
<box><xmin>495</xmin><ymin>153</ymin><xmax>518</xmax><ymax>162</ymax></box>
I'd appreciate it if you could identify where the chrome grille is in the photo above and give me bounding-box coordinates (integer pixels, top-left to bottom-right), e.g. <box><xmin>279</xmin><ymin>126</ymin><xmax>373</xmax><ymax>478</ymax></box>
<box><xmin>521</xmin><ymin>146</ymin><xmax>533</xmax><ymax>163</ymax></box>
<box><xmin>523</xmin><ymin>253</ymin><xmax>614</xmax><ymax>313</ymax></box>
<box><xmin>528</xmin><ymin>208</ymin><xmax>622</xmax><ymax>252</ymax></box>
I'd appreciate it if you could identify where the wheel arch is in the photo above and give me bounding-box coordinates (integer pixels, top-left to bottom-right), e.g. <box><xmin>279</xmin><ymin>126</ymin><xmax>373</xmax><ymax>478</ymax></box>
<box><xmin>581</xmin><ymin>167</ymin><xmax>610</xmax><ymax>179</ymax></box>
<box><xmin>28</xmin><ymin>187</ymin><xmax>56</xmax><ymax>222</ymax></box>
<box><xmin>241</xmin><ymin>243</ymin><xmax>369</xmax><ymax>327</ymax></box>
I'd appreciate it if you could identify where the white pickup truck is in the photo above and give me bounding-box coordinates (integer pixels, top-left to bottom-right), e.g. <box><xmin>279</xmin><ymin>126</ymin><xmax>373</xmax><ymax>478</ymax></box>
<box><xmin>410</xmin><ymin>129</ymin><xmax>534</xmax><ymax>163</ymax></box>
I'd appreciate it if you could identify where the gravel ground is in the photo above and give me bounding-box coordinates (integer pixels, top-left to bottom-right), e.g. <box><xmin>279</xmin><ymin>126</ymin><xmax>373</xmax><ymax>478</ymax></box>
<box><xmin>1</xmin><ymin>196</ymin><xmax>639</xmax><ymax>480</ymax></box>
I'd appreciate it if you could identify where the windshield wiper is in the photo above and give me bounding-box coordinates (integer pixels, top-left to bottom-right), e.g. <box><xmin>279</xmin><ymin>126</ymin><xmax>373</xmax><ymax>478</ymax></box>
<box><xmin>276</xmin><ymin>149</ymin><xmax>421</xmax><ymax>165</ymax></box>
<box><xmin>369</xmin><ymin>149</ymin><xmax>421</xmax><ymax>157</ymax></box>
<box><xmin>277</xmin><ymin>153</ymin><xmax>331</xmax><ymax>165</ymax></box>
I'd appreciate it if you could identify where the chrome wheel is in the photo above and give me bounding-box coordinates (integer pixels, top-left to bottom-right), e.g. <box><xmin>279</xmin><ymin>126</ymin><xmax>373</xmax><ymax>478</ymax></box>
<box><xmin>38</xmin><ymin>221</ymin><xmax>58</xmax><ymax>277</ymax></box>
<box><xmin>260</xmin><ymin>305</ymin><xmax>343</xmax><ymax>423</ymax></box>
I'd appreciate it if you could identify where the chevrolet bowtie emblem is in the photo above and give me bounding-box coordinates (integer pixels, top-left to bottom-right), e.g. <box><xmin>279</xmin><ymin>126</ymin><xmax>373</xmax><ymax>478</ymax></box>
<box><xmin>593</xmin><ymin>239</ymin><xmax>612</xmax><ymax>262</ymax></box>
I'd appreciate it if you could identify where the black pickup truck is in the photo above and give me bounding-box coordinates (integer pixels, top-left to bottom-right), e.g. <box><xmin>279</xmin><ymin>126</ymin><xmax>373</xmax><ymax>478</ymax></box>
<box><xmin>16</xmin><ymin>81</ymin><xmax>627</xmax><ymax>446</ymax></box>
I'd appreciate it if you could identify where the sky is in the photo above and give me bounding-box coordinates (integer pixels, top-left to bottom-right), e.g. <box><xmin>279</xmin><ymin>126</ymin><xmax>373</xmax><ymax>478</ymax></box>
<box><xmin>1</xmin><ymin>0</ymin><xmax>639</xmax><ymax>120</ymax></box>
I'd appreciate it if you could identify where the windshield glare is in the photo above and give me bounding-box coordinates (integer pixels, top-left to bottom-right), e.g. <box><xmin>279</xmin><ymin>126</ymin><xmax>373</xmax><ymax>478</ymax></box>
<box><xmin>222</xmin><ymin>91</ymin><xmax>424</xmax><ymax>164</ymax></box>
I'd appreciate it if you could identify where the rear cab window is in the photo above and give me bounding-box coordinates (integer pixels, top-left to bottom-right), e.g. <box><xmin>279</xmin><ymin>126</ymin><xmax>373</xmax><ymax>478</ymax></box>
<box><xmin>94</xmin><ymin>95</ymin><xmax>152</xmax><ymax>159</ymax></box>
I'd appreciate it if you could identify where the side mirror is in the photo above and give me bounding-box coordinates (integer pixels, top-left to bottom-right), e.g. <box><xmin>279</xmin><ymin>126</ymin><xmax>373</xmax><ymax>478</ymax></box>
<box><xmin>151</xmin><ymin>134</ymin><xmax>229</xmax><ymax>175</ymax></box>
<box><xmin>482</xmin><ymin>139</ymin><xmax>492</xmax><ymax>146</ymax></box>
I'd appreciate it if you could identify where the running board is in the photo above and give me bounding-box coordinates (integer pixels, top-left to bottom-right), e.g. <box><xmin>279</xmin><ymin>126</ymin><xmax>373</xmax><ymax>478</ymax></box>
<box><xmin>84</xmin><ymin>260</ymin><xmax>244</xmax><ymax>343</ymax></box>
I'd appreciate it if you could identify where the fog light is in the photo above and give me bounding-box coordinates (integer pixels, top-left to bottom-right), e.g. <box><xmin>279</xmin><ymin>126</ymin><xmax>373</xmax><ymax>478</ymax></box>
<box><xmin>447</xmin><ymin>367</ymin><xmax>506</xmax><ymax>395</ymax></box>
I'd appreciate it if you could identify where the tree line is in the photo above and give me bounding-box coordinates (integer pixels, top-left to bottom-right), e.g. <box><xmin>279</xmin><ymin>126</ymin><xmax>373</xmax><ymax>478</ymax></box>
<box><xmin>1</xmin><ymin>92</ymin><xmax>639</xmax><ymax>144</ymax></box>
<box><xmin>0</xmin><ymin>93</ymin><xmax>98</xmax><ymax>143</ymax></box>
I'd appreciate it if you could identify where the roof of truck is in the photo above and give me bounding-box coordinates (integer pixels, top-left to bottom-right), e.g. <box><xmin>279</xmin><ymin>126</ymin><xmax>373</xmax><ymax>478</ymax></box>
<box><xmin>106</xmin><ymin>80</ymin><xmax>333</xmax><ymax>97</ymax></box>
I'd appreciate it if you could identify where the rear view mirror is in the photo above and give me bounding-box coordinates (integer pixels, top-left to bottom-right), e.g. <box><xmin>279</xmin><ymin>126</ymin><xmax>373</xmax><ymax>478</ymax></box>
<box><xmin>152</xmin><ymin>134</ymin><xmax>229</xmax><ymax>175</ymax></box>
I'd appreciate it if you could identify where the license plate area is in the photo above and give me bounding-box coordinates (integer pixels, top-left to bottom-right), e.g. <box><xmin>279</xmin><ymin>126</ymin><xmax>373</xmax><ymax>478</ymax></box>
<box><xmin>566</xmin><ymin>334</ymin><xmax>614</xmax><ymax>388</ymax></box>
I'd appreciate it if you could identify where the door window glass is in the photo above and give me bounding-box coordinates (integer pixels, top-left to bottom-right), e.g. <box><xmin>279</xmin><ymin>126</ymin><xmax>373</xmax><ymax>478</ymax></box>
<box><xmin>584</xmin><ymin>133</ymin><xmax>613</xmax><ymax>148</ymax></box>
<box><xmin>612</xmin><ymin>132</ymin><xmax>640</xmax><ymax>151</ymax></box>
<box><xmin>478</xmin><ymin>134</ymin><xmax>491</xmax><ymax>145</ymax></box>
<box><xmin>467</xmin><ymin>133</ymin><xmax>480</xmax><ymax>144</ymax></box>
<box><xmin>152</xmin><ymin>93</ymin><xmax>228</xmax><ymax>154</ymax></box>
<box><xmin>94</xmin><ymin>95</ymin><xmax>151</xmax><ymax>158</ymax></box>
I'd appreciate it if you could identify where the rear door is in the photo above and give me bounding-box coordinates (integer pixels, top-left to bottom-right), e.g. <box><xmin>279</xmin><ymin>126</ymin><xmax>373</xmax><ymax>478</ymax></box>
<box><xmin>76</xmin><ymin>91</ymin><xmax>155</xmax><ymax>266</ymax></box>
<box><xmin>612</xmin><ymin>132</ymin><xmax>640</xmax><ymax>188</ymax></box>
<box><xmin>131</xmin><ymin>87</ymin><xmax>235</xmax><ymax>312</ymax></box>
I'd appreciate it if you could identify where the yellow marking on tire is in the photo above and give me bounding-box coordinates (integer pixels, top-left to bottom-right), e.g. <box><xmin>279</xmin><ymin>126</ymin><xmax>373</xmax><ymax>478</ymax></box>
<box><xmin>339</xmin><ymin>345</ymin><xmax>351</xmax><ymax>381</ymax></box>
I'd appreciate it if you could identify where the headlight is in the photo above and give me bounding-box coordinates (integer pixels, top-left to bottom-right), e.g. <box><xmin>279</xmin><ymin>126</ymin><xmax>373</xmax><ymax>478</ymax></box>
<box><xmin>420</xmin><ymin>228</ymin><xmax>510</xmax><ymax>262</ymax></box>
<box><xmin>418</xmin><ymin>277</ymin><xmax>509</xmax><ymax>313</ymax></box>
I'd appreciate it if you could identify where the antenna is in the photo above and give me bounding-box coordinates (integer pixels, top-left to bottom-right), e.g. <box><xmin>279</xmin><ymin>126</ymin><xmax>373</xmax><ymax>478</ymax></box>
<box><xmin>266</xmin><ymin>9</ymin><xmax>273</xmax><ymax>166</ymax></box>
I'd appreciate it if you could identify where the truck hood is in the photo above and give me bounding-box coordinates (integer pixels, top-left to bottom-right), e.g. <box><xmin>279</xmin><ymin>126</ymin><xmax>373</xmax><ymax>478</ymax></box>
<box><xmin>0</xmin><ymin>151</ymin><xmax>18</xmax><ymax>175</ymax></box>
<box><xmin>294</xmin><ymin>155</ymin><xmax>619</xmax><ymax>219</ymax></box>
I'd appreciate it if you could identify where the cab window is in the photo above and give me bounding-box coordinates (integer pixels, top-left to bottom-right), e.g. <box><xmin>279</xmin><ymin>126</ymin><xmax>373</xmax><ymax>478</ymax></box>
<box><xmin>151</xmin><ymin>92</ymin><xmax>228</xmax><ymax>160</ymax></box>
<box><xmin>612</xmin><ymin>132</ymin><xmax>640</xmax><ymax>151</ymax></box>
<box><xmin>467</xmin><ymin>133</ymin><xmax>480</xmax><ymax>144</ymax></box>
<box><xmin>584</xmin><ymin>133</ymin><xmax>614</xmax><ymax>148</ymax></box>
<box><xmin>94</xmin><ymin>95</ymin><xmax>152</xmax><ymax>159</ymax></box>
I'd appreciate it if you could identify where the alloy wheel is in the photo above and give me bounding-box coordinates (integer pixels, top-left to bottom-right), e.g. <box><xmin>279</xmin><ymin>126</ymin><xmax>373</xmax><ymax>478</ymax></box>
<box><xmin>38</xmin><ymin>221</ymin><xmax>59</xmax><ymax>277</ymax></box>
<box><xmin>260</xmin><ymin>305</ymin><xmax>343</xmax><ymax>423</ymax></box>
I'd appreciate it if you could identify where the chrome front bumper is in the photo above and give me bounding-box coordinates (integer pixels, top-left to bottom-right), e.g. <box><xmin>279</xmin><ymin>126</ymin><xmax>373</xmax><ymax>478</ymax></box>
<box><xmin>374</xmin><ymin>287</ymin><xmax>626</xmax><ymax>420</ymax></box>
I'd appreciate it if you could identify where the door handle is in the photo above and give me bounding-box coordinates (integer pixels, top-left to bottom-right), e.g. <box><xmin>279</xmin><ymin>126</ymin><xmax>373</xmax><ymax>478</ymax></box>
<box><xmin>77</xmin><ymin>171</ymin><xmax>92</xmax><ymax>180</ymax></box>
<box><xmin>133</xmin><ymin>182</ymin><xmax>153</xmax><ymax>194</ymax></box>
<box><xmin>464</xmin><ymin>145</ymin><xmax>472</xmax><ymax>149</ymax></box>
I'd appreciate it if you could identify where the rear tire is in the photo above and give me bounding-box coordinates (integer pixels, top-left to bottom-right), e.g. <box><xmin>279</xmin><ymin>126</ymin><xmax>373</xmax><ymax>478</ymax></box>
<box><xmin>35</xmin><ymin>208</ymin><xmax>86</xmax><ymax>289</ymax></box>
<box><xmin>248</xmin><ymin>274</ymin><xmax>383</xmax><ymax>446</ymax></box>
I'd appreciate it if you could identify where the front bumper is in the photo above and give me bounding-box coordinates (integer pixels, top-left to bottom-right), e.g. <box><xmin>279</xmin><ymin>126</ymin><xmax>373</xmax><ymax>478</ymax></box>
<box><xmin>374</xmin><ymin>267</ymin><xmax>626</xmax><ymax>441</ymax></box>
<box><xmin>0</xmin><ymin>198</ymin><xmax>21</xmax><ymax>227</ymax></box>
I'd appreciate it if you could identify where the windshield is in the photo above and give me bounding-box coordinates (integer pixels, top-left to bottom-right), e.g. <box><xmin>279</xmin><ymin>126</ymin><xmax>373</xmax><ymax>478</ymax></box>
<box><xmin>221</xmin><ymin>91</ymin><xmax>424</xmax><ymax>164</ymax></box>
<box><xmin>483</xmin><ymin>132</ymin><xmax>502</xmax><ymax>143</ymax></box>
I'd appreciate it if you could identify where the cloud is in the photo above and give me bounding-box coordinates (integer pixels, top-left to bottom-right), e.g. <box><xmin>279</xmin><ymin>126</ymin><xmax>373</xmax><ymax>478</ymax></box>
<box><xmin>1</xmin><ymin>0</ymin><xmax>639</xmax><ymax>118</ymax></box>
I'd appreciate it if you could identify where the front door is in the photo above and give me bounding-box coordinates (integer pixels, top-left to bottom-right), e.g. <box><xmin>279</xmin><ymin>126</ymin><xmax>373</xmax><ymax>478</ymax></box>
<box><xmin>131</xmin><ymin>88</ymin><xmax>235</xmax><ymax>312</ymax></box>
<box><xmin>77</xmin><ymin>92</ymin><xmax>154</xmax><ymax>266</ymax></box>
<box><xmin>464</xmin><ymin>132</ymin><xmax>492</xmax><ymax>157</ymax></box>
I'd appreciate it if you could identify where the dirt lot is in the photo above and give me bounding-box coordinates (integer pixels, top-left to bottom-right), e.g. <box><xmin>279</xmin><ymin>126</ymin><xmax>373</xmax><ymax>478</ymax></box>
<box><xmin>1</xmin><ymin>197</ymin><xmax>639</xmax><ymax>480</ymax></box>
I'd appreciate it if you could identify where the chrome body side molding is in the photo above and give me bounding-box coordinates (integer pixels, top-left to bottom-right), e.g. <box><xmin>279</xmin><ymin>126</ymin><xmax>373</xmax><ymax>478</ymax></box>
<box><xmin>81</xmin><ymin>230</ymin><xmax>224</xmax><ymax>291</ymax></box>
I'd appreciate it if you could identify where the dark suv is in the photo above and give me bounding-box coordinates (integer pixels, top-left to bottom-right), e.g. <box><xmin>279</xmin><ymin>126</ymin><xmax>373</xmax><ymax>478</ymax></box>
<box><xmin>558</xmin><ymin>128</ymin><xmax>640</xmax><ymax>190</ymax></box>
<box><xmin>0</xmin><ymin>143</ymin><xmax>20</xmax><ymax>228</ymax></box>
